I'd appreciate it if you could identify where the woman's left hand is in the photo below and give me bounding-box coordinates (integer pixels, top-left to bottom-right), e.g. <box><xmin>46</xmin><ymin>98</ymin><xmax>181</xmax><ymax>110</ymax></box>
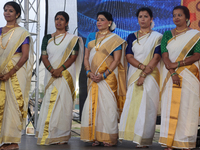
<box><xmin>168</xmin><ymin>62</ymin><xmax>178</xmax><ymax>70</ymax></box>
<box><xmin>94</xmin><ymin>74</ymin><xmax>103</xmax><ymax>83</ymax></box>
<box><xmin>52</xmin><ymin>68</ymin><xmax>62</xmax><ymax>78</ymax></box>
<box><xmin>0</xmin><ymin>73</ymin><xmax>11</xmax><ymax>81</ymax></box>
<box><xmin>137</xmin><ymin>77</ymin><xmax>145</xmax><ymax>86</ymax></box>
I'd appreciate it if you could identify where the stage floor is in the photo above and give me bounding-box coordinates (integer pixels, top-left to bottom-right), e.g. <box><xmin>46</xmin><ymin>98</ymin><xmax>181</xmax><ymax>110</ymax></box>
<box><xmin>19</xmin><ymin>135</ymin><xmax>199</xmax><ymax>150</ymax></box>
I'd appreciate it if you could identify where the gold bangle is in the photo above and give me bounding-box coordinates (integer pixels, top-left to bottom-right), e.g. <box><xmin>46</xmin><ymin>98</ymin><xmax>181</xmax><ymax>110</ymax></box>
<box><xmin>102</xmin><ymin>74</ymin><xmax>104</xmax><ymax>79</ymax></box>
<box><xmin>183</xmin><ymin>60</ymin><xmax>186</xmax><ymax>66</ymax></box>
<box><xmin>142</xmin><ymin>65</ymin><xmax>146</xmax><ymax>71</ymax></box>
<box><xmin>87</xmin><ymin>72</ymin><xmax>91</xmax><ymax>78</ymax></box>
<box><xmin>14</xmin><ymin>65</ymin><xmax>20</xmax><ymax>71</ymax></box>
<box><xmin>140</xmin><ymin>72</ymin><xmax>147</xmax><ymax>78</ymax></box>
<box><xmin>138</xmin><ymin>63</ymin><xmax>142</xmax><ymax>69</ymax></box>
<box><xmin>85</xmin><ymin>65</ymin><xmax>90</xmax><ymax>70</ymax></box>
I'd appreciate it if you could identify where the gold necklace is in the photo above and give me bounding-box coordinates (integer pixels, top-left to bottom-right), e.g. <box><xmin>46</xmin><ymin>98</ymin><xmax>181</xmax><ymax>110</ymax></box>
<box><xmin>174</xmin><ymin>27</ymin><xmax>188</xmax><ymax>40</ymax></box>
<box><xmin>139</xmin><ymin>30</ymin><xmax>150</xmax><ymax>34</ymax></box>
<box><xmin>95</xmin><ymin>31</ymin><xmax>109</xmax><ymax>51</ymax></box>
<box><xmin>98</xmin><ymin>30</ymin><xmax>109</xmax><ymax>35</ymax></box>
<box><xmin>54</xmin><ymin>32</ymin><xmax>67</xmax><ymax>46</ymax></box>
<box><xmin>6</xmin><ymin>25</ymin><xmax>15</xmax><ymax>28</ymax></box>
<box><xmin>0</xmin><ymin>29</ymin><xmax>15</xmax><ymax>50</ymax></box>
<box><xmin>175</xmin><ymin>27</ymin><xmax>188</xmax><ymax>33</ymax></box>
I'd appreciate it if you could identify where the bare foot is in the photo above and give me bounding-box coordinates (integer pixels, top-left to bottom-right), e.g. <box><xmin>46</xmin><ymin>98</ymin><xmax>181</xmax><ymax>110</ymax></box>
<box><xmin>103</xmin><ymin>142</ymin><xmax>112</xmax><ymax>147</ymax></box>
<box><xmin>92</xmin><ymin>141</ymin><xmax>100</xmax><ymax>146</ymax></box>
<box><xmin>0</xmin><ymin>144</ymin><xmax>10</xmax><ymax>150</ymax></box>
<box><xmin>136</xmin><ymin>145</ymin><xmax>149</xmax><ymax>148</ymax></box>
<box><xmin>3</xmin><ymin>143</ymin><xmax>19</xmax><ymax>150</ymax></box>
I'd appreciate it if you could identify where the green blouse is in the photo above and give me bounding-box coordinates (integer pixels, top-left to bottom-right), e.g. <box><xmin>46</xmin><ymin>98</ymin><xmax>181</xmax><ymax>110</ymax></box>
<box><xmin>161</xmin><ymin>30</ymin><xmax>200</xmax><ymax>57</ymax></box>
<box><xmin>41</xmin><ymin>34</ymin><xmax>79</xmax><ymax>55</ymax></box>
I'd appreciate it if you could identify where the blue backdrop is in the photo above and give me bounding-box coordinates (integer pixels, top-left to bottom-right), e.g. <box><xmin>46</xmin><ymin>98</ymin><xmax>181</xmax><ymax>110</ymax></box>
<box><xmin>77</xmin><ymin>0</ymin><xmax>181</xmax><ymax>40</ymax></box>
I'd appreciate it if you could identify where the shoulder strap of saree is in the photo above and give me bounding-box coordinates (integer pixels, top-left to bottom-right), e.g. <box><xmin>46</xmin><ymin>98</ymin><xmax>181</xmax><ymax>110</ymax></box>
<box><xmin>91</xmin><ymin>34</ymin><xmax>125</xmax><ymax>73</ymax></box>
<box><xmin>0</xmin><ymin>27</ymin><xmax>30</xmax><ymax>73</ymax></box>
<box><xmin>160</xmin><ymin>32</ymin><xmax>200</xmax><ymax>95</ymax></box>
<box><xmin>127</xmin><ymin>36</ymin><xmax>162</xmax><ymax>87</ymax></box>
<box><xmin>45</xmin><ymin>36</ymin><xmax>79</xmax><ymax>93</ymax></box>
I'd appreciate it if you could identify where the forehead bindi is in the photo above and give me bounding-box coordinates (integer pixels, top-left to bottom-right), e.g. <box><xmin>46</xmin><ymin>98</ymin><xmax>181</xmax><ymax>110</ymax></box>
<box><xmin>173</xmin><ymin>9</ymin><xmax>184</xmax><ymax>15</ymax></box>
<box><xmin>4</xmin><ymin>5</ymin><xmax>15</xmax><ymax>11</ymax></box>
<box><xmin>139</xmin><ymin>11</ymin><xmax>149</xmax><ymax>16</ymax></box>
<box><xmin>97</xmin><ymin>15</ymin><xmax>107</xmax><ymax>20</ymax></box>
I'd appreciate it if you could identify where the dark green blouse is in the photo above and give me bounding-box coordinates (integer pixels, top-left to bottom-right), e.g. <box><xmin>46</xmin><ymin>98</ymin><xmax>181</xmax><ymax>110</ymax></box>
<box><xmin>41</xmin><ymin>34</ymin><xmax>79</xmax><ymax>55</ymax></box>
<box><xmin>161</xmin><ymin>30</ymin><xmax>200</xmax><ymax>57</ymax></box>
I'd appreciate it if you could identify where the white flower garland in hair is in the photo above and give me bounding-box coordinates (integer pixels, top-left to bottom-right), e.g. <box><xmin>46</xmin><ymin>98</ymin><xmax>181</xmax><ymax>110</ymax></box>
<box><xmin>150</xmin><ymin>20</ymin><xmax>155</xmax><ymax>29</ymax></box>
<box><xmin>110</xmin><ymin>22</ymin><xmax>116</xmax><ymax>31</ymax></box>
<box><xmin>187</xmin><ymin>20</ymin><xmax>190</xmax><ymax>27</ymax></box>
<box><xmin>16</xmin><ymin>16</ymin><xmax>22</xmax><ymax>24</ymax></box>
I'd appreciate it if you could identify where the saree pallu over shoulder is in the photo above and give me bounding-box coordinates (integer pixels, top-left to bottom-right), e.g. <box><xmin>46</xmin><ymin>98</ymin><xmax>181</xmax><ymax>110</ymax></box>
<box><xmin>119</xmin><ymin>31</ymin><xmax>162</xmax><ymax>145</ymax></box>
<box><xmin>81</xmin><ymin>33</ymin><xmax>127</xmax><ymax>145</ymax></box>
<box><xmin>0</xmin><ymin>27</ymin><xmax>34</xmax><ymax>144</ymax></box>
<box><xmin>159</xmin><ymin>29</ymin><xmax>200</xmax><ymax>149</ymax></box>
<box><xmin>36</xmin><ymin>33</ymin><xmax>84</xmax><ymax>145</ymax></box>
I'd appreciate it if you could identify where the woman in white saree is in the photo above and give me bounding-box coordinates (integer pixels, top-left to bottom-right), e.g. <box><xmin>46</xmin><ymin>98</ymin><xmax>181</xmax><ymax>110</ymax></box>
<box><xmin>0</xmin><ymin>1</ymin><xmax>34</xmax><ymax>150</ymax></box>
<box><xmin>80</xmin><ymin>11</ymin><xmax>127</xmax><ymax>147</ymax></box>
<box><xmin>36</xmin><ymin>11</ymin><xmax>83</xmax><ymax>145</ymax></box>
<box><xmin>119</xmin><ymin>7</ymin><xmax>162</xmax><ymax>148</ymax></box>
<box><xmin>159</xmin><ymin>6</ymin><xmax>200</xmax><ymax>150</ymax></box>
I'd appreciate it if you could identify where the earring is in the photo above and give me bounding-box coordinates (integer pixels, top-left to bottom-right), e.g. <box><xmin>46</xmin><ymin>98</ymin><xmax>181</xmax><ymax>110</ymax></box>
<box><xmin>16</xmin><ymin>16</ymin><xmax>18</xmax><ymax>18</ymax></box>
<box><xmin>108</xmin><ymin>24</ymin><xmax>111</xmax><ymax>27</ymax></box>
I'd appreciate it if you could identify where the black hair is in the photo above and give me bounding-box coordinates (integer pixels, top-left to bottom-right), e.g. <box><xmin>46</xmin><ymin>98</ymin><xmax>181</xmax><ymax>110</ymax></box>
<box><xmin>173</xmin><ymin>5</ymin><xmax>190</xmax><ymax>20</ymax></box>
<box><xmin>55</xmin><ymin>11</ymin><xmax>69</xmax><ymax>31</ymax></box>
<box><xmin>97</xmin><ymin>11</ymin><xmax>114</xmax><ymax>31</ymax></box>
<box><xmin>4</xmin><ymin>1</ymin><xmax>21</xmax><ymax>19</ymax></box>
<box><xmin>136</xmin><ymin>7</ymin><xmax>153</xmax><ymax>18</ymax></box>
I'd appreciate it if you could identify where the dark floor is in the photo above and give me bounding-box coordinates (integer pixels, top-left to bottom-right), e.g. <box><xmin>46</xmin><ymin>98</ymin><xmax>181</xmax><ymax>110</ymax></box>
<box><xmin>19</xmin><ymin>135</ymin><xmax>200</xmax><ymax>150</ymax></box>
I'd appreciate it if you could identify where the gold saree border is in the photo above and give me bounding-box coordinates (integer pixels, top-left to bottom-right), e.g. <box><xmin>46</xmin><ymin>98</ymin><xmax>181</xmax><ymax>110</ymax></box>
<box><xmin>159</xmin><ymin>137</ymin><xmax>196</xmax><ymax>149</ymax></box>
<box><xmin>45</xmin><ymin>36</ymin><xmax>78</xmax><ymax>93</ymax></box>
<box><xmin>37</xmin><ymin>135</ymin><xmax>70</xmax><ymax>145</ymax></box>
<box><xmin>0</xmin><ymin>82</ymin><xmax>5</xmax><ymax>133</ymax></box>
<box><xmin>40</xmin><ymin>86</ymin><xmax>58</xmax><ymax>145</ymax></box>
<box><xmin>0</xmin><ymin>136</ymin><xmax>21</xmax><ymax>144</ymax></box>
<box><xmin>81</xmin><ymin>127</ymin><xmax>118</xmax><ymax>145</ymax></box>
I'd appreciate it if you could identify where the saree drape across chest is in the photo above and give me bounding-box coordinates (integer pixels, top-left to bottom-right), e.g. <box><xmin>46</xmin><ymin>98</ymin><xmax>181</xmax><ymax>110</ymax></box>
<box><xmin>119</xmin><ymin>31</ymin><xmax>162</xmax><ymax>146</ymax></box>
<box><xmin>81</xmin><ymin>33</ymin><xmax>127</xmax><ymax>145</ymax></box>
<box><xmin>36</xmin><ymin>33</ymin><xmax>83</xmax><ymax>145</ymax></box>
<box><xmin>0</xmin><ymin>27</ymin><xmax>34</xmax><ymax>144</ymax></box>
<box><xmin>159</xmin><ymin>29</ymin><xmax>200</xmax><ymax>149</ymax></box>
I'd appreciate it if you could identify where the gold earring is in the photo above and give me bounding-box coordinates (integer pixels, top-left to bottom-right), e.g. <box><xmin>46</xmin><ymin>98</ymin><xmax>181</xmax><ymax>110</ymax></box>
<box><xmin>16</xmin><ymin>16</ymin><xmax>18</xmax><ymax>18</ymax></box>
<box><xmin>108</xmin><ymin>24</ymin><xmax>111</xmax><ymax>27</ymax></box>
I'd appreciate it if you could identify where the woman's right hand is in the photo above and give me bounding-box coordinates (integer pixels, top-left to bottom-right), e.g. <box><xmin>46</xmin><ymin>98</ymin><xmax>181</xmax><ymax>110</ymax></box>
<box><xmin>89</xmin><ymin>72</ymin><xmax>96</xmax><ymax>81</ymax></box>
<box><xmin>172</xmin><ymin>74</ymin><xmax>180</xmax><ymax>86</ymax></box>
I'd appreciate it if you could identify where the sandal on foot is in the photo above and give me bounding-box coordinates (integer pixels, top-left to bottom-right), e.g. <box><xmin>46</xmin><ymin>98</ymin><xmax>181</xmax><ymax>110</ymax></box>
<box><xmin>92</xmin><ymin>141</ymin><xmax>100</xmax><ymax>146</ymax></box>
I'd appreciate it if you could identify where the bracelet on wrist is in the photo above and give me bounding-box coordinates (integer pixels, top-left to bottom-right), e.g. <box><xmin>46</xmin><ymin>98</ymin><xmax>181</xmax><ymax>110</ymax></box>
<box><xmin>107</xmin><ymin>68</ymin><xmax>112</xmax><ymax>74</ymax></box>
<box><xmin>85</xmin><ymin>65</ymin><xmax>90</xmax><ymax>70</ymax></box>
<box><xmin>171</xmin><ymin>72</ymin><xmax>177</xmax><ymax>77</ymax></box>
<box><xmin>47</xmin><ymin>65</ymin><xmax>51</xmax><ymax>69</ymax></box>
<box><xmin>87</xmin><ymin>72</ymin><xmax>91</xmax><ymax>78</ymax></box>
<box><xmin>140</xmin><ymin>72</ymin><xmax>147</xmax><ymax>78</ymax></box>
<box><xmin>183</xmin><ymin>60</ymin><xmax>186</xmax><ymax>66</ymax></box>
<box><xmin>86</xmin><ymin>70</ymin><xmax>91</xmax><ymax>77</ymax></box>
<box><xmin>49</xmin><ymin>66</ymin><xmax>53</xmax><ymax>71</ymax></box>
<box><xmin>62</xmin><ymin>64</ymin><xmax>67</xmax><ymax>70</ymax></box>
<box><xmin>103</xmin><ymin>72</ymin><xmax>107</xmax><ymax>79</ymax></box>
<box><xmin>14</xmin><ymin>65</ymin><xmax>20</xmax><ymax>71</ymax></box>
<box><xmin>102</xmin><ymin>74</ymin><xmax>104</xmax><ymax>79</ymax></box>
<box><xmin>177</xmin><ymin>61</ymin><xmax>180</xmax><ymax>68</ymax></box>
<box><xmin>138</xmin><ymin>63</ymin><xmax>142</xmax><ymax>69</ymax></box>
